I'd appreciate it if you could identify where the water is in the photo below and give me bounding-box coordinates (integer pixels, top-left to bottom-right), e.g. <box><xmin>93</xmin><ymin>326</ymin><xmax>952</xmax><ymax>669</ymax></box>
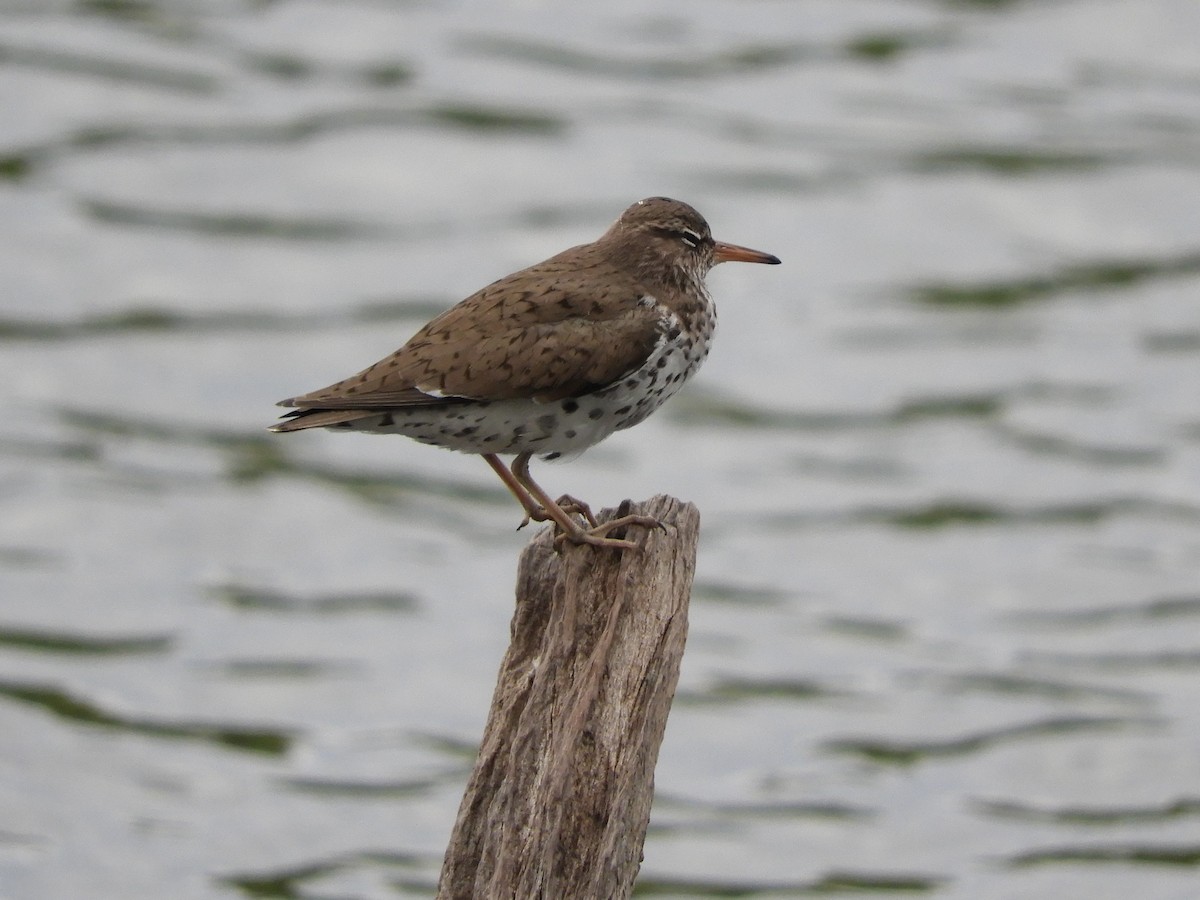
<box><xmin>2</xmin><ymin>1</ymin><xmax>1199</xmax><ymax>897</ymax></box>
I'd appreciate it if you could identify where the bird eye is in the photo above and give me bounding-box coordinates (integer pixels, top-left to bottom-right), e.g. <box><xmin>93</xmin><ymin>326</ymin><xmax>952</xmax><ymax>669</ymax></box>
<box><xmin>676</xmin><ymin>229</ymin><xmax>703</xmax><ymax>249</ymax></box>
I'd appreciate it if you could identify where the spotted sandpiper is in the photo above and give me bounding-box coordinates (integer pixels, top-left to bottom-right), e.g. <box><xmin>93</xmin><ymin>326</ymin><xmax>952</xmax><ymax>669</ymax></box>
<box><xmin>270</xmin><ymin>197</ymin><xmax>780</xmax><ymax>549</ymax></box>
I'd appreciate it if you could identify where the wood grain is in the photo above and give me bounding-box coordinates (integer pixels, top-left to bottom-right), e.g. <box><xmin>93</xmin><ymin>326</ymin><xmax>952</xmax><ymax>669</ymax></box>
<box><xmin>437</xmin><ymin>495</ymin><xmax>700</xmax><ymax>900</ymax></box>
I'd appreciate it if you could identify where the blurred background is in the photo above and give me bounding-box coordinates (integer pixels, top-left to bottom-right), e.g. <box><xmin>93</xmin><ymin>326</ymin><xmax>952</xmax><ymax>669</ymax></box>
<box><xmin>2</xmin><ymin>1</ymin><xmax>1199</xmax><ymax>897</ymax></box>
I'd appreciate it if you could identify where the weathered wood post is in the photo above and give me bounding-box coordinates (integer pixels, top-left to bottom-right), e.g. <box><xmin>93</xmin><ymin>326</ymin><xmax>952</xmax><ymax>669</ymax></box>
<box><xmin>437</xmin><ymin>495</ymin><xmax>700</xmax><ymax>900</ymax></box>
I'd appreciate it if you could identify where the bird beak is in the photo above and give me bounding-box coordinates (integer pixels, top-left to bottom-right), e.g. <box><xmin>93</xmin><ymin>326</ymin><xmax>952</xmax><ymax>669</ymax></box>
<box><xmin>713</xmin><ymin>241</ymin><xmax>781</xmax><ymax>265</ymax></box>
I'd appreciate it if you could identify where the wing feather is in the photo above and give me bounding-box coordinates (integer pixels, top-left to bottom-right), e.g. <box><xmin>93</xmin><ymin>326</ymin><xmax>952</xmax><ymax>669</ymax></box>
<box><xmin>279</xmin><ymin>251</ymin><xmax>664</xmax><ymax>411</ymax></box>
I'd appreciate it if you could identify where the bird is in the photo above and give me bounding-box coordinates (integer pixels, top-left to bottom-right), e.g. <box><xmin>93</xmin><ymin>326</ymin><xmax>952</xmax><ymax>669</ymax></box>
<box><xmin>270</xmin><ymin>197</ymin><xmax>781</xmax><ymax>549</ymax></box>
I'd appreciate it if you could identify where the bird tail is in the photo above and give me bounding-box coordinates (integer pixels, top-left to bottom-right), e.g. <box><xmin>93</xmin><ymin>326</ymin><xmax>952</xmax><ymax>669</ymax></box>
<box><xmin>268</xmin><ymin>408</ymin><xmax>377</xmax><ymax>433</ymax></box>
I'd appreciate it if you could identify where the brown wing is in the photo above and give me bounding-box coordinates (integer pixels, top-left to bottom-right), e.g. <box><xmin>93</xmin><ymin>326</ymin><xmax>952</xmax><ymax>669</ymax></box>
<box><xmin>279</xmin><ymin>250</ymin><xmax>664</xmax><ymax>411</ymax></box>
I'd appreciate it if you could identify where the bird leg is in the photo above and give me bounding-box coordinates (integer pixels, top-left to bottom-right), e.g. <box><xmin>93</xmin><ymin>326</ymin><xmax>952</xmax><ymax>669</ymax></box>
<box><xmin>510</xmin><ymin>452</ymin><xmax>664</xmax><ymax>551</ymax></box>
<box><xmin>482</xmin><ymin>453</ymin><xmax>549</xmax><ymax>527</ymax></box>
<box><xmin>482</xmin><ymin>453</ymin><xmax>595</xmax><ymax>531</ymax></box>
<box><xmin>508</xmin><ymin>453</ymin><xmax>598</xmax><ymax>527</ymax></box>
<box><xmin>480</xmin><ymin>451</ymin><xmax>592</xmax><ymax>528</ymax></box>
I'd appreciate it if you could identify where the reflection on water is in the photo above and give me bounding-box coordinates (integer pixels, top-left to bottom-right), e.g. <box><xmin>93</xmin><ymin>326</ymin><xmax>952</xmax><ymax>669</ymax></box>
<box><xmin>2</xmin><ymin>1</ymin><xmax>1199</xmax><ymax>898</ymax></box>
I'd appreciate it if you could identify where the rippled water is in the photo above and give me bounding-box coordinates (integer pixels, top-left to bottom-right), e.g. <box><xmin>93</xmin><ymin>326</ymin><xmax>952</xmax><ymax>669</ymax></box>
<box><xmin>2</xmin><ymin>1</ymin><xmax>1200</xmax><ymax>898</ymax></box>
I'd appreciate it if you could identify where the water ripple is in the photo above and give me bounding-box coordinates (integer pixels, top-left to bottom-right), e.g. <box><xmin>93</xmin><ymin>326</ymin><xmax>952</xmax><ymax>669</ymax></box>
<box><xmin>0</xmin><ymin>680</ymin><xmax>293</xmax><ymax>755</ymax></box>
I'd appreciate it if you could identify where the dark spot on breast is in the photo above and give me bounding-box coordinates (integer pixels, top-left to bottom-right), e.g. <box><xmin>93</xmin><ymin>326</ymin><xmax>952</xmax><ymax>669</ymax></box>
<box><xmin>483</xmin><ymin>433</ymin><xmax>499</xmax><ymax>443</ymax></box>
<box><xmin>379</xmin><ymin>413</ymin><xmax>394</xmax><ymax>427</ymax></box>
<box><xmin>615</xmin><ymin>405</ymin><xmax>632</xmax><ymax>416</ymax></box>
<box><xmin>562</xmin><ymin>400</ymin><xmax>579</xmax><ymax>413</ymax></box>
<box><xmin>588</xmin><ymin>408</ymin><xmax>604</xmax><ymax>420</ymax></box>
<box><xmin>537</xmin><ymin>414</ymin><xmax>557</xmax><ymax>431</ymax></box>
<box><xmin>656</xmin><ymin>356</ymin><xmax>669</xmax><ymax>368</ymax></box>
<box><xmin>667</xmin><ymin>326</ymin><xmax>681</xmax><ymax>341</ymax></box>
<box><xmin>564</xmin><ymin>429</ymin><xmax>577</xmax><ymax>439</ymax></box>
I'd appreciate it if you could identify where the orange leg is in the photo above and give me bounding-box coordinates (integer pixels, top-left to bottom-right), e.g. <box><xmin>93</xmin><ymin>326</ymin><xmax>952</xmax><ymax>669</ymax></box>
<box><xmin>482</xmin><ymin>453</ymin><xmax>545</xmax><ymax>526</ymax></box>
<box><xmin>482</xmin><ymin>453</ymin><xmax>597</xmax><ymax>530</ymax></box>
<box><xmin>510</xmin><ymin>452</ymin><xmax>663</xmax><ymax>551</ymax></box>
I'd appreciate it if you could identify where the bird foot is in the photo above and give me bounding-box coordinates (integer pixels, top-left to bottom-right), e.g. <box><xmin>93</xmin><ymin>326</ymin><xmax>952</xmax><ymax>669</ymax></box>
<box><xmin>515</xmin><ymin>494</ymin><xmax>597</xmax><ymax>530</ymax></box>
<box><xmin>556</xmin><ymin>494</ymin><xmax>599</xmax><ymax>527</ymax></box>
<box><xmin>553</xmin><ymin>513</ymin><xmax>665</xmax><ymax>551</ymax></box>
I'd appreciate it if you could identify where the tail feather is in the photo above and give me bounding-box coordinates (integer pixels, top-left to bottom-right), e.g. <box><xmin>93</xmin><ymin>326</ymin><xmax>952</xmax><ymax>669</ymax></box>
<box><xmin>268</xmin><ymin>408</ymin><xmax>379</xmax><ymax>433</ymax></box>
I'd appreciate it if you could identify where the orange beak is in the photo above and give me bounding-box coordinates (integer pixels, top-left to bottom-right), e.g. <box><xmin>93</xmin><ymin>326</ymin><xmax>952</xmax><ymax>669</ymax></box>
<box><xmin>713</xmin><ymin>241</ymin><xmax>781</xmax><ymax>266</ymax></box>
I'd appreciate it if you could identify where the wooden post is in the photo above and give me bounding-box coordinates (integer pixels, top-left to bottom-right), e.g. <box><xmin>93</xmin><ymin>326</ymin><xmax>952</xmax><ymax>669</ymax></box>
<box><xmin>437</xmin><ymin>495</ymin><xmax>700</xmax><ymax>900</ymax></box>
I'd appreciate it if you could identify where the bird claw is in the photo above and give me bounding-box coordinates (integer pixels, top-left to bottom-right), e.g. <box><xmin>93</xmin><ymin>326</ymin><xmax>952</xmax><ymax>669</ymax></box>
<box><xmin>555</xmin><ymin>494</ymin><xmax>598</xmax><ymax>527</ymax></box>
<box><xmin>515</xmin><ymin>494</ymin><xmax>597</xmax><ymax>531</ymax></box>
<box><xmin>552</xmin><ymin>513</ymin><xmax>665</xmax><ymax>551</ymax></box>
